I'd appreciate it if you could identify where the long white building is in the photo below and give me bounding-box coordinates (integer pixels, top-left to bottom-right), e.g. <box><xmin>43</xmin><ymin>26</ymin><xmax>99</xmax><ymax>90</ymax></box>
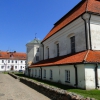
<box><xmin>25</xmin><ymin>0</ymin><xmax>100</xmax><ymax>90</ymax></box>
<box><xmin>0</xmin><ymin>51</ymin><xmax>26</xmax><ymax>71</ymax></box>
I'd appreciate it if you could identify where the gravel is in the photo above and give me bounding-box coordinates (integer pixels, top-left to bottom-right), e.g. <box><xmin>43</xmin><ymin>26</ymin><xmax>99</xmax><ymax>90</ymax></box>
<box><xmin>0</xmin><ymin>73</ymin><xmax>50</xmax><ymax>100</ymax></box>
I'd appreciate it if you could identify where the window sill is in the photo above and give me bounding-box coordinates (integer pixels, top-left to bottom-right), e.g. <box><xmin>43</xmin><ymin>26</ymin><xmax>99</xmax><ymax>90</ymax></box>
<box><xmin>65</xmin><ymin>81</ymin><xmax>70</xmax><ymax>83</ymax></box>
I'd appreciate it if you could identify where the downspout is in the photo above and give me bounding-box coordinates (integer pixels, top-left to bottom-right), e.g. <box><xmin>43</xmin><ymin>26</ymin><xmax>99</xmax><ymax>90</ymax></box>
<box><xmin>95</xmin><ymin>63</ymin><xmax>99</xmax><ymax>88</ymax></box>
<box><xmin>81</xmin><ymin>13</ymin><xmax>91</xmax><ymax>50</ymax></box>
<box><xmin>40</xmin><ymin>67</ymin><xmax>42</xmax><ymax>80</ymax></box>
<box><xmin>74</xmin><ymin>65</ymin><xmax>78</xmax><ymax>87</ymax></box>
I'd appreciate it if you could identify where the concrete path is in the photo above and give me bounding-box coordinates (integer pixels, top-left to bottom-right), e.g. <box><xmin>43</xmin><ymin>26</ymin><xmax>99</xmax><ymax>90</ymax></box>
<box><xmin>0</xmin><ymin>73</ymin><xmax>50</xmax><ymax>100</ymax></box>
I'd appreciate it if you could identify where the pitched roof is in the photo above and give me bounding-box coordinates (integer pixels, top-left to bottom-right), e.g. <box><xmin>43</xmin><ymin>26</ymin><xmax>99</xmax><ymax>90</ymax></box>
<box><xmin>29</xmin><ymin>50</ymin><xmax>100</xmax><ymax>68</ymax></box>
<box><xmin>42</xmin><ymin>0</ymin><xmax>100</xmax><ymax>42</ymax></box>
<box><xmin>0</xmin><ymin>51</ymin><xmax>26</xmax><ymax>60</ymax></box>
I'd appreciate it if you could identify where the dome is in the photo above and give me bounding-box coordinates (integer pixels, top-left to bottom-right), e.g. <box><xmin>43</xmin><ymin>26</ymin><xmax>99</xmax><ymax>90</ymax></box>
<box><xmin>28</xmin><ymin>38</ymin><xmax>41</xmax><ymax>44</ymax></box>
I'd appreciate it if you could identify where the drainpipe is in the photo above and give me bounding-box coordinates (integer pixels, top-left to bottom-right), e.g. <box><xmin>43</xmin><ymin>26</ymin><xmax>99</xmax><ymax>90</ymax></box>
<box><xmin>95</xmin><ymin>63</ymin><xmax>99</xmax><ymax>88</ymax></box>
<box><xmin>40</xmin><ymin>67</ymin><xmax>42</xmax><ymax>80</ymax></box>
<box><xmin>81</xmin><ymin>13</ymin><xmax>91</xmax><ymax>50</ymax></box>
<box><xmin>74</xmin><ymin>65</ymin><xmax>78</xmax><ymax>87</ymax></box>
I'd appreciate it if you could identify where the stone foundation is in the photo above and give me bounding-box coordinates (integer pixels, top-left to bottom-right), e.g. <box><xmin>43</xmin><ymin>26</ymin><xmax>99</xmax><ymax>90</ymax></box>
<box><xmin>8</xmin><ymin>73</ymin><xmax>95</xmax><ymax>100</ymax></box>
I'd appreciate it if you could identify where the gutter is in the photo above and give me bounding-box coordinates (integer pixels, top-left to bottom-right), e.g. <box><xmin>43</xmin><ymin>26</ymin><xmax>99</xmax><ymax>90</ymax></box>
<box><xmin>81</xmin><ymin>13</ymin><xmax>91</xmax><ymax>50</ymax></box>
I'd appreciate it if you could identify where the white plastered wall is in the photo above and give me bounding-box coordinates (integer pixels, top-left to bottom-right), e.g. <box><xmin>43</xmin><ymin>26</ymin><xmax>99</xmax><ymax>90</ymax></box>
<box><xmin>43</xmin><ymin>17</ymin><xmax>86</xmax><ymax>60</ymax></box>
<box><xmin>77</xmin><ymin>64</ymin><xmax>85</xmax><ymax>89</ymax></box>
<box><xmin>85</xmin><ymin>64</ymin><xmax>95</xmax><ymax>90</ymax></box>
<box><xmin>90</xmin><ymin>14</ymin><xmax>100</xmax><ymax>50</ymax></box>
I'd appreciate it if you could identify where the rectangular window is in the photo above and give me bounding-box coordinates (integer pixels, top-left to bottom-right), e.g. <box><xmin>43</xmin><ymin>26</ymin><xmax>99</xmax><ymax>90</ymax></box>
<box><xmin>2</xmin><ymin>60</ymin><xmax>4</xmax><ymax>63</ymax></box>
<box><xmin>8</xmin><ymin>66</ymin><xmax>9</xmax><ymax>69</ymax></box>
<box><xmin>65</xmin><ymin>70</ymin><xmax>70</xmax><ymax>83</ymax></box>
<box><xmin>35</xmin><ymin>69</ymin><xmax>37</xmax><ymax>76</ymax></box>
<box><xmin>15</xmin><ymin>66</ymin><xmax>17</xmax><ymax>69</ymax></box>
<box><xmin>1</xmin><ymin>66</ymin><xmax>4</xmax><ymax>69</ymax></box>
<box><xmin>20</xmin><ymin>66</ymin><xmax>22</xmax><ymax>69</ymax></box>
<box><xmin>44</xmin><ymin>69</ymin><xmax>46</xmax><ymax>78</ymax></box>
<box><xmin>57</xmin><ymin>44</ymin><xmax>59</xmax><ymax>57</ymax></box>
<box><xmin>39</xmin><ymin>69</ymin><xmax>41</xmax><ymax>77</ymax></box>
<box><xmin>37</xmin><ymin>48</ymin><xmax>39</xmax><ymax>52</ymax></box>
<box><xmin>12</xmin><ymin>60</ymin><xmax>13</xmax><ymax>63</ymax></box>
<box><xmin>36</xmin><ymin>56</ymin><xmax>39</xmax><ymax>61</ymax></box>
<box><xmin>16</xmin><ymin>61</ymin><xmax>17</xmax><ymax>63</ymax></box>
<box><xmin>50</xmin><ymin>70</ymin><xmax>53</xmax><ymax>79</ymax></box>
<box><xmin>8</xmin><ymin>60</ymin><xmax>10</xmax><ymax>63</ymax></box>
<box><xmin>47</xmin><ymin>48</ymin><xmax>49</xmax><ymax>59</ymax></box>
<box><xmin>21</xmin><ymin>61</ymin><xmax>23</xmax><ymax>63</ymax></box>
<box><xmin>70</xmin><ymin>36</ymin><xmax>75</xmax><ymax>53</ymax></box>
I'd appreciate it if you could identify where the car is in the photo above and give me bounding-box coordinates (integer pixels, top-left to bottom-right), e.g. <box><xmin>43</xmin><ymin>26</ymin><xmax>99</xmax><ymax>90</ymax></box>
<box><xmin>19</xmin><ymin>70</ymin><xmax>23</xmax><ymax>73</ymax></box>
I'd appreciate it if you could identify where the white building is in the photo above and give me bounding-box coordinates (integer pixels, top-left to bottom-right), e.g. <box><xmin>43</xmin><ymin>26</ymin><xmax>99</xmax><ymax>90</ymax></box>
<box><xmin>25</xmin><ymin>0</ymin><xmax>100</xmax><ymax>90</ymax></box>
<box><xmin>0</xmin><ymin>51</ymin><xmax>26</xmax><ymax>71</ymax></box>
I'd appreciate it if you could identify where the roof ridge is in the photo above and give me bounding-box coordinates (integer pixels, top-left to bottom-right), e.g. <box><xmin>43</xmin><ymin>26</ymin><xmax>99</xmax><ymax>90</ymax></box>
<box><xmin>83</xmin><ymin>50</ymin><xmax>90</xmax><ymax>62</ymax></box>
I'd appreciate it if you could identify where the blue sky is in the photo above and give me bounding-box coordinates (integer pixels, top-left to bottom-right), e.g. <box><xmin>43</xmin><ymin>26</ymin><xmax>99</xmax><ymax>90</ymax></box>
<box><xmin>0</xmin><ymin>0</ymin><xmax>81</xmax><ymax>53</ymax></box>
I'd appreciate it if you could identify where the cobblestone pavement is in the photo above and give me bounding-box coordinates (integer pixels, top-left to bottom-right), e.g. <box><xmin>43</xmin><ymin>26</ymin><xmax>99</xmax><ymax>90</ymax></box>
<box><xmin>0</xmin><ymin>73</ymin><xmax>50</xmax><ymax>100</ymax></box>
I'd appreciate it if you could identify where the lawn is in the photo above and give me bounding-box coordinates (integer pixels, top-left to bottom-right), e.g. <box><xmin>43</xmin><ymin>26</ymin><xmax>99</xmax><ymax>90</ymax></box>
<box><xmin>15</xmin><ymin>73</ymin><xmax>100</xmax><ymax>100</ymax></box>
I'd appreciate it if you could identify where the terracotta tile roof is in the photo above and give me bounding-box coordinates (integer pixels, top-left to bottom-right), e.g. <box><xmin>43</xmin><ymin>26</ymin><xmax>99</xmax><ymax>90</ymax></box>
<box><xmin>85</xmin><ymin>50</ymin><xmax>100</xmax><ymax>63</ymax></box>
<box><xmin>0</xmin><ymin>51</ymin><xmax>26</xmax><ymax>60</ymax></box>
<box><xmin>42</xmin><ymin>0</ymin><xmax>100</xmax><ymax>42</ymax></box>
<box><xmin>29</xmin><ymin>50</ymin><xmax>100</xmax><ymax>68</ymax></box>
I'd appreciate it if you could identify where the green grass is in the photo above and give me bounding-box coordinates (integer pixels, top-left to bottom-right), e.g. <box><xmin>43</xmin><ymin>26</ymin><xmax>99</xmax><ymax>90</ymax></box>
<box><xmin>15</xmin><ymin>73</ymin><xmax>100</xmax><ymax>100</ymax></box>
<box><xmin>3</xmin><ymin>71</ymin><xmax>9</xmax><ymax>74</ymax></box>
<box><xmin>68</xmin><ymin>89</ymin><xmax>100</xmax><ymax>100</ymax></box>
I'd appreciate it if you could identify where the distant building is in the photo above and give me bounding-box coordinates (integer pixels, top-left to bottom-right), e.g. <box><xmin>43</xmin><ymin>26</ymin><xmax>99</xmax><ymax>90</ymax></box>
<box><xmin>25</xmin><ymin>0</ymin><xmax>100</xmax><ymax>90</ymax></box>
<box><xmin>0</xmin><ymin>51</ymin><xmax>26</xmax><ymax>71</ymax></box>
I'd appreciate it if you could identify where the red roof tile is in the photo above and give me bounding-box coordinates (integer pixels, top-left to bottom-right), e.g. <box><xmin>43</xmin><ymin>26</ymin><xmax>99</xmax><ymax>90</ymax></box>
<box><xmin>0</xmin><ymin>51</ymin><xmax>26</xmax><ymax>60</ymax></box>
<box><xmin>29</xmin><ymin>50</ymin><xmax>100</xmax><ymax>68</ymax></box>
<box><xmin>29</xmin><ymin>50</ymin><xmax>87</xmax><ymax>68</ymax></box>
<box><xmin>42</xmin><ymin>0</ymin><xmax>100</xmax><ymax>42</ymax></box>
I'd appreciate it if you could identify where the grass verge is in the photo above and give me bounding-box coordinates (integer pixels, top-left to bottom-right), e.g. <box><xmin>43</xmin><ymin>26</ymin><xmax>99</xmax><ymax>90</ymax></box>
<box><xmin>15</xmin><ymin>73</ymin><xmax>100</xmax><ymax>100</ymax></box>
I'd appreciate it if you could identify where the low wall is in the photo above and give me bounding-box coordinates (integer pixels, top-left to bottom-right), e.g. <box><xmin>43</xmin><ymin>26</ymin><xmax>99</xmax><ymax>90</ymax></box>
<box><xmin>8</xmin><ymin>73</ymin><xmax>95</xmax><ymax>100</ymax></box>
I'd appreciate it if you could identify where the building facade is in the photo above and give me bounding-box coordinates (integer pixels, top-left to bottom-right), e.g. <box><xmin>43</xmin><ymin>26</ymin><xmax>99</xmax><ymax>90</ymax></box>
<box><xmin>25</xmin><ymin>0</ymin><xmax>100</xmax><ymax>90</ymax></box>
<box><xmin>0</xmin><ymin>51</ymin><xmax>26</xmax><ymax>71</ymax></box>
